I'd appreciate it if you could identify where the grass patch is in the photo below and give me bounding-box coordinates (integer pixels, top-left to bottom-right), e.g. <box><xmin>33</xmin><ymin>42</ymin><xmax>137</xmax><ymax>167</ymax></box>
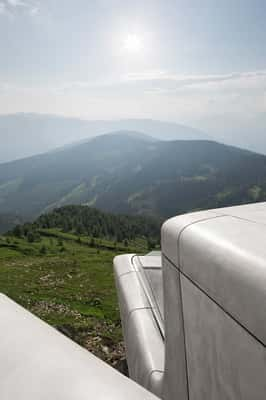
<box><xmin>0</xmin><ymin>230</ymin><xmax>150</xmax><ymax>368</ymax></box>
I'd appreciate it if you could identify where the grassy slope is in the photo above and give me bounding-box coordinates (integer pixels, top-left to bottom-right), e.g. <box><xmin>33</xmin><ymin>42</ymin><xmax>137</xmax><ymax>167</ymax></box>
<box><xmin>0</xmin><ymin>231</ymin><xmax>150</xmax><ymax>369</ymax></box>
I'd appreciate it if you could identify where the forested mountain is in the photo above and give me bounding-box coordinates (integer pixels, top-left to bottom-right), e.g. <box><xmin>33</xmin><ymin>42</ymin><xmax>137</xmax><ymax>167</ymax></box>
<box><xmin>1</xmin><ymin>132</ymin><xmax>266</xmax><ymax>228</ymax></box>
<box><xmin>0</xmin><ymin>114</ymin><xmax>209</xmax><ymax>163</ymax></box>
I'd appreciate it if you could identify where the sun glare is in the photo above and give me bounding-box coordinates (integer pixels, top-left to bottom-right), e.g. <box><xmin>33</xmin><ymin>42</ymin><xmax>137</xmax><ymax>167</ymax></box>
<box><xmin>123</xmin><ymin>34</ymin><xmax>143</xmax><ymax>53</ymax></box>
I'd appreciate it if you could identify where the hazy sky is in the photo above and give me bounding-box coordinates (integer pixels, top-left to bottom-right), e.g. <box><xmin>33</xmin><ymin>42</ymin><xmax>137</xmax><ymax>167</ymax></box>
<box><xmin>1</xmin><ymin>0</ymin><xmax>266</xmax><ymax>136</ymax></box>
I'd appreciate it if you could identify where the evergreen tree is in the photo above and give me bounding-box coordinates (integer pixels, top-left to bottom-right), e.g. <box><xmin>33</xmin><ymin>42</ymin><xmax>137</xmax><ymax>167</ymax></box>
<box><xmin>27</xmin><ymin>231</ymin><xmax>35</xmax><ymax>243</ymax></box>
<box><xmin>39</xmin><ymin>245</ymin><xmax>47</xmax><ymax>255</ymax></box>
<box><xmin>13</xmin><ymin>225</ymin><xmax>23</xmax><ymax>238</ymax></box>
<box><xmin>147</xmin><ymin>238</ymin><xmax>154</xmax><ymax>251</ymax></box>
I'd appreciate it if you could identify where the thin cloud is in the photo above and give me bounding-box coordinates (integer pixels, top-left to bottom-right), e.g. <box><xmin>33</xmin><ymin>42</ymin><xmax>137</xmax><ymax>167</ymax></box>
<box><xmin>7</xmin><ymin>0</ymin><xmax>26</xmax><ymax>6</ymax></box>
<box><xmin>122</xmin><ymin>70</ymin><xmax>266</xmax><ymax>92</ymax></box>
<box><xmin>4</xmin><ymin>69</ymin><xmax>266</xmax><ymax>96</ymax></box>
<box><xmin>0</xmin><ymin>3</ymin><xmax>6</xmax><ymax>13</ymax></box>
<box><xmin>0</xmin><ymin>0</ymin><xmax>39</xmax><ymax>16</ymax></box>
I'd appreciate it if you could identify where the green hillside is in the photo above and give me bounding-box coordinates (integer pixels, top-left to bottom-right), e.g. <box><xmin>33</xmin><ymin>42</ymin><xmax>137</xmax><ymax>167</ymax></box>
<box><xmin>0</xmin><ymin>206</ymin><xmax>160</xmax><ymax>370</ymax></box>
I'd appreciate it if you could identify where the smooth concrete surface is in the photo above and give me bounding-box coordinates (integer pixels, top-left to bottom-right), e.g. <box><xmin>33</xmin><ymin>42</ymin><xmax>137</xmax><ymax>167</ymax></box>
<box><xmin>114</xmin><ymin>254</ymin><xmax>165</xmax><ymax>397</ymax></box>
<box><xmin>0</xmin><ymin>294</ymin><xmax>159</xmax><ymax>400</ymax></box>
<box><xmin>114</xmin><ymin>254</ymin><xmax>163</xmax><ymax>333</ymax></box>
<box><xmin>136</xmin><ymin>254</ymin><xmax>164</xmax><ymax>327</ymax></box>
<box><xmin>181</xmin><ymin>274</ymin><xmax>266</xmax><ymax>400</ymax></box>
<box><xmin>162</xmin><ymin>257</ymin><xmax>188</xmax><ymax>400</ymax></box>
<box><xmin>115</xmin><ymin>269</ymin><xmax>150</xmax><ymax>332</ymax></box>
<box><xmin>125</xmin><ymin>308</ymin><xmax>164</xmax><ymax>398</ymax></box>
<box><xmin>115</xmin><ymin>202</ymin><xmax>266</xmax><ymax>400</ymax></box>
<box><xmin>179</xmin><ymin>215</ymin><xmax>266</xmax><ymax>345</ymax></box>
<box><xmin>161</xmin><ymin>210</ymin><xmax>223</xmax><ymax>266</ymax></box>
<box><xmin>144</xmin><ymin>268</ymin><xmax>164</xmax><ymax>320</ymax></box>
<box><xmin>112</xmin><ymin>253</ymin><xmax>136</xmax><ymax>278</ymax></box>
<box><xmin>213</xmin><ymin>201</ymin><xmax>266</xmax><ymax>224</ymax></box>
<box><xmin>138</xmin><ymin>255</ymin><xmax>162</xmax><ymax>269</ymax></box>
<box><xmin>161</xmin><ymin>202</ymin><xmax>266</xmax><ymax>400</ymax></box>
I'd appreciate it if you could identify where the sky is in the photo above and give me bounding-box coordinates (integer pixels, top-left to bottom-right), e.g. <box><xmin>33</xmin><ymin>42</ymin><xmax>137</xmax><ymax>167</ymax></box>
<box><xmin>1</xmin><ymin>0</ymin><xmax>266</xmax><ymax>140</ymax></box>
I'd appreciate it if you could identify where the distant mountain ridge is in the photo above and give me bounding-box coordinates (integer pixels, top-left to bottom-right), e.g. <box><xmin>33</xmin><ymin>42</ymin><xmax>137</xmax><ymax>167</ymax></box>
<box><xmin>0</xmin><ymin>113</ymin><xmax>210</xmax><ymax>163</ymax></box>
<box><xmin>0</xmin><ymin>213</ymin><xmax>24</xmax><ymax>234</ymax></box>
<box><xmin>1</xmin><ymin>132</ymin><xmax>266</xmax><ymax>226</ymax></box>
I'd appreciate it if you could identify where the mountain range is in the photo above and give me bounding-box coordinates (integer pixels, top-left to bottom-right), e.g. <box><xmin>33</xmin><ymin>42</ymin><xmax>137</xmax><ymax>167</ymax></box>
<box><xmin>0</xmin><ymin>113</ymin><xmax>209</xmax><ymax>163</ymax></box>
<box><xmin>1</xmin><ymin>131</ymin><xmax>266</xmax><ymax>232</ymax></box>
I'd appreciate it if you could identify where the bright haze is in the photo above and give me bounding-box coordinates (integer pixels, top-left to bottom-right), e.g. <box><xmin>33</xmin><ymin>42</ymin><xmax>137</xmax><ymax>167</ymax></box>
<box><xmin>1</xmin><ymin>0</ymin><xmax>266</xmax><ymax>154</ymax></box>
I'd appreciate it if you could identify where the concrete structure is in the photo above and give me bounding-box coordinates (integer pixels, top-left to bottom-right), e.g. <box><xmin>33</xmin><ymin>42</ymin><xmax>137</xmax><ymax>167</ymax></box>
<box><xmin>0</xmin><ymin>294</ymin><xmax>159</xmax><ymax>400</ymax></box>
<box><xmin>1</xmin><ymin>202</ymin><xmax>266</xmax><ymax>399</ymax></box>
<box><xmin>114</xmin><ymin>202</ymin><xmax>266</xmax><ymax>400</ymax></box>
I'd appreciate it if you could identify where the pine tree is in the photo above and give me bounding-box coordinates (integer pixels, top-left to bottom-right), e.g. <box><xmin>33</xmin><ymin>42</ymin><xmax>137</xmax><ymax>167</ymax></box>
<box><xmin>27</xmin><ymin>231</ymin><xmax>35</xmax><ymax>243</ymax></box>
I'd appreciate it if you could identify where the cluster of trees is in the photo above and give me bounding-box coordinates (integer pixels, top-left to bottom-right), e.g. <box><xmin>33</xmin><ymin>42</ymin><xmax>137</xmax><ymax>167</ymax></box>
<box><xmin>12</xmin><ymin>224</ymin><xmax>40</xmax><ymax>243</ymax></box>
<box><xmin>11</xmin><ymin>205</ymin><xmax>161</xmax><ymax>245</ymax></box>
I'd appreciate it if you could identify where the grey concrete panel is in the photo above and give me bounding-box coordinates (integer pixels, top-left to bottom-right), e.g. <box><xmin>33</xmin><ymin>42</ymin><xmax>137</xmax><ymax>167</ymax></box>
<box><xmin>114</xmin><ymin>203</ymin><xmax>266</xmax><ymax>400</ymax></box>
<box><xmin>0</xmin><ymin>294</ymin><xmax>159</xmax><ymax>400</ymax></box>
<box><xmin>144</xmin><ymin>269</ymin><xmax>164</xmax><ymax>321</ymax></box>
<box><xmin>138</xmin><ymin>255</ymin><xmax>162</xmax><ymax>269</ymax></box>
<box><xmin>181</xmin><ymin>274</ymin><xmax>266</xmax><ymax>400</ymax></box>
<box><xmin>114</xmin><ymin>254</ymin><xmax>164</xmax><ymax>334</ymax></box>
<box><xmin>133</xmin><ymin>255</ymin><xmax>164</xmax><ymax>336</ymax></box>
<box><xmin>147</xmin><ymin>251</ymin><xmax>162</xmax><ymax>257</ymax></box>
<box><xmin>161</xmin><ymin>210</ymin><xmax>221</xmax><ymax>265</ymax></box>
<box><xmin>213</xmin><ymin>201</ymin><xmax>266</xmax><ymax>225</ymax></box>
<box><xmin>162</xmin><ymin>257</ymin><xmax>188</xmax><ymax>400</ymax></box>
<box><xmin>179</xmin><ymin>215</ymin><xmax>266</xmax><ymax>345</ymax></box>
<box><xmin>125</xmin><ymin>308</ymin><xmax>165</xmax><ymax>398</ymax></box>
<box><xmin>114</xmin><ymin>255</ymin><xmax>165</xmax><ymax>397</ymax></box>
<box><xmin>113</xmin><ymin>254</ymin><xmax>136</xmax><ymax>277</ymax></box>
<box><xmin>148</xmin><ymin>370</ymin><xmax>164</xmax><ymax>398</ymax></box>
<box><xmin>114</xmin><ymin>266</ymin><xmax>150</xmax><ymax>336</ymax></box>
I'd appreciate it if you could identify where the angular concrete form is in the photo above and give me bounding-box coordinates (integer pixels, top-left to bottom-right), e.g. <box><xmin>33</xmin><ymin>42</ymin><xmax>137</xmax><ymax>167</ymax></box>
<box><xmin>0</xmin><ymin>294</ymin><xmax>159</xmax><ymax>400</ymax></box>
<box><xmin>114</xmin><ymin>202</ymin><xmax>266</xmax><ymax>400</ymax></box>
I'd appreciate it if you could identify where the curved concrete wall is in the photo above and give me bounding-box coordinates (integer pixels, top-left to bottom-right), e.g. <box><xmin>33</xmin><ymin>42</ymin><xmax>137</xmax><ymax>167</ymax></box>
<box><xmin>162</xmin><ymin>202</ymin><xmax>266</xmax><ymax>400</ymax></box>
<box><xmin>114</xmin><ymin>255</ymin><xmax>164</xmax><ymax>398</ymax></box>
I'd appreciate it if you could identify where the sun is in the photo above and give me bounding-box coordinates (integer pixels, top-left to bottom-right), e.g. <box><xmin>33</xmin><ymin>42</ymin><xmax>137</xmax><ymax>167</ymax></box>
<box><xmin>123</xmin><ymin>34</ymin><xmax>143</xmax><ymax>53</ymax></box>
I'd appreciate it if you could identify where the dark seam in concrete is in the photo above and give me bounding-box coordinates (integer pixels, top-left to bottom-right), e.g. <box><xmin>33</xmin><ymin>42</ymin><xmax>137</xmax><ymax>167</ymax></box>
<box><xmin>214</xmin><ymin>210</ymin><xmax>266</xmax><ymax>228</ymax></box>
<box><xmin>117</xmin><ymin>270</ymin><xmax>136</xmax><ymax>279</ymax></box>
<box><xmin>178</xmin><ymin>266</ymin><xmax>191</xmax><ymax>400</ymax></box>
<box><xmin>163</xmin><ymin>213</ymin><xmax>225</xmax><ymax>265</ymax></box>
<box><xmin>131</xmin><ymin>254</ymin><xmax>139</xmax><ymax>271</ymax></box>
<box><xmin>176</xmin><ymin>214</ymin><xmax>226</xmax><ymax>266</ymax></box>
<box><xmin>167</xmin><ymin>211</ymin><xmax>266</xmax><ymax>347</ymax></box>
<box><xmin>141</xmin><ymin>270</ymin><xmax>164</xmax><ymax>337</ymax></box>
<box><xmin>144</xmin><ymin>273</ymin><xmax>164</xmax><ymax>321</ymax></box>
<box><xmin>164</xmin><ymin>254</ymin><xmax>266</xmax><ymax>349</ymax></box>
<box><xmin>147</xmin><ymin>368</ymin><xmax>164</xmax><ymax>382</ymax></box>
<box><xmin>133</xmin><ymin>257</ymin><xmax>165</xmax><ymax>339</ymax></box>
<box><xmin>174</xmin><ymin>214</ymin><xmax>228</xmax><ymax>400</ymax></box>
